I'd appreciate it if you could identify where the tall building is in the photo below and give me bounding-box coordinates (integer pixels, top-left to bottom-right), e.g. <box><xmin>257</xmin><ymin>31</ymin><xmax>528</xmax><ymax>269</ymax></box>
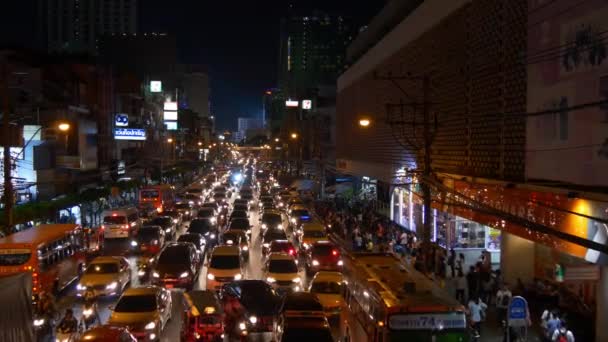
<box><xmin>278</xmin><ymin>10</ymin><xmax>358</xmax><ymax>99</ymax></box>
<box><xmin>237</xmin><ymin>117</ymin><xmax>264</xmax><ymax>133</ymax></box>
<box><xmin>38</xmin><ymin>0</ymin><xmax>138</xmax><ymax>55</ymax></box>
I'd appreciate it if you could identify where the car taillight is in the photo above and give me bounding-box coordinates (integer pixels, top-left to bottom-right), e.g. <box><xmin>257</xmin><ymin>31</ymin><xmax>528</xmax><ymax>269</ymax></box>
<box><xmin>288</xmin><ymin>249</ymin><xmax>295</xmax><ymax>255</ymax></box>
<box><xmin>332</xmin><ymin>250</ymin><xmax>338</xmax><ymax>256</ymax></box>
<box><xmin>123</xmin><ymin>225</ymin><xmax>129</xmax><ymax>230</ymax></box>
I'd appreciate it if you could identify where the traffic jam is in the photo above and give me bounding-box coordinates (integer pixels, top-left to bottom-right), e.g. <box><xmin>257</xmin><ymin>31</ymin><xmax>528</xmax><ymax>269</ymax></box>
<box><xmin>22</xmin><ymin>155</ymin><xmax>345</xmax><ymax>342</ymax></box>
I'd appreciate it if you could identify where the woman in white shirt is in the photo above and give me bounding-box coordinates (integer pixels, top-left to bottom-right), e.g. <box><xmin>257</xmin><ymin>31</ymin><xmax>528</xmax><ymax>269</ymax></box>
<box><xmin>468</xmin><ymin>297</ymin><xmax>488</xmax><ymax>338</ymax></box>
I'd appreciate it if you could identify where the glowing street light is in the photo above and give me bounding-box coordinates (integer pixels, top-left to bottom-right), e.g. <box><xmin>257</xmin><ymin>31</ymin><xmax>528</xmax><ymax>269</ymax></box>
<box><xmin>274</xmin><ymin>138</ymin><xmax>279</xmax><ymax>142</ymax></box>
<box><xmin>58</xmin><ymin>122</ymin><xmax>70</xmax><ymax>132</ymax></box>
<box><xmin>167</xmin><ymin>138</ymin><xmax>173</xmax><ymax>143</ymax></box>
<box><xmin>290</xmin><ymin>133</ymin><xmax>298</xmax><ymax>139</ymax></box>
<box><xmin>358</xmin><ymin>118</ymin><xmax>371</xmax><ymax>127</ymax></box>
<box><xmin>198</xmin><ymin>141</ymin><xmax>203</xmax><ymax>146</ymax></box>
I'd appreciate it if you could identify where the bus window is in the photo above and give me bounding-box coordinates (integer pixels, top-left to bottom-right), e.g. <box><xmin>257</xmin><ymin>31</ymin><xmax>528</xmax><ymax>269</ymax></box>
<box><xmin>0</xmin><ymin>249</ymin><xmax>31</xmax><ymax>266</ymax></box>
<box><xmin>141</xmin><ymin>190</ymin><xmax>159</xmax><ymax>199</ymax></box>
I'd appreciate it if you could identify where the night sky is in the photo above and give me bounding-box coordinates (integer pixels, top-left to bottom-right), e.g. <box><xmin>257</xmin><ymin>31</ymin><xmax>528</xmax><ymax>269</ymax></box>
<box><xmin>0</xmin><ymin>1</ymin><xmax>385</xmax><ymax>130</ymax></box>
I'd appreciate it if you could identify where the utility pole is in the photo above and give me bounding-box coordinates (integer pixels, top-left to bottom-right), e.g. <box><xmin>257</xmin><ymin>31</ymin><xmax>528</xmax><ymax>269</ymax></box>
<box><xmin>1</xmin><ymin>65</ymin><xmax>13</xmax><ymax>231</ymax></box>
<box><xmin>421</xmin><ymin>75</ymin><xmax>433</xmax><ymax>273</ymax></box>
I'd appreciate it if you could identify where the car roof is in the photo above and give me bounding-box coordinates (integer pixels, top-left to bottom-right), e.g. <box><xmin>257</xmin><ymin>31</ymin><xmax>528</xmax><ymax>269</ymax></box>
<box><xmin>122</xmin><ymin>286</ymin><xmax>162</xmax><ymax>296</ymax></box>
<box><xmin>224</xmin><ymin>230</ymin><xmax>245</xmax><ymax>237</ymax></box>
<box><xmin>312</xmin><ymin>271</ymin><xmax>344</xmax><ymax>283</ymax></box>
<box><xmin>267</xmin><ymin>252</ymin><xmax>296</xmax><ymax>261</ymax></box>
<box><xmin>90</xmin><ymin>256</ymin><xmax>124</xmax><ymax>264</ymax></box>
<box><xmin>284</xmin><ymin>316</ymin><xmax>330</xmax><ymax>329</ymax></box>
<box><xmin>282</xmin><ymin>292</ymin><xmax>324</xmax><ymax>312</ymax></box>
<box><xmin>270</xmin><ymin>239</ymin><xmax>292</xmax><ymax>245</ymax></box>
<box><xmin>302</xmin><ymin>222</ymin><xmax>324</xmax><ymax>230</ymax></box>
<box><xmin>211</xmin><ymin>245</ymin><xmax>240</xmax><ymax>255</ymax></box>
<box><xmin>262</xmin><ymin>210</ymin><xmax>281</xmax><ymax>216</ymax></box>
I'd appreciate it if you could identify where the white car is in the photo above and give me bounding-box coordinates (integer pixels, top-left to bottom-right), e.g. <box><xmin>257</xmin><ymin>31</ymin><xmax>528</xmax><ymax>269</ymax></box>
<box><xmin>264</xmin><ymin>253</ymin><xmax>302</xmax><ymax>292</ymax></box>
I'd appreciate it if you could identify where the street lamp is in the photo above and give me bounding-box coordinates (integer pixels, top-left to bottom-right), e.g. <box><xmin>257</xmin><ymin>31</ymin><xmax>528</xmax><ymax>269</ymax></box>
<box><xmin>290</xmin><ymin>133</ymin><xmax>298</xmax><ymax>139</ymax></box>
<box><xmin>358</xmin><ymin>118</ymin><xmax>371</xmax><ymax>127</ymax></box>
<box><xmin>58</xmin><ymin>122</ymin><xmax>70</xmax><ymax>132</ymax></box>
<box><xmin>167</xmin><ymin>138</ymin><xmax>173</xmax><ymax>143</ymax></box>
<box><xmin>274</xmin><ymin>138</ymin><xmax>279</xmax><ymax>142</ymax></box>
<box><xmin>198</xmin><ymin>141</ymin><xmax>203</xmax><ymax>146</ymax></box>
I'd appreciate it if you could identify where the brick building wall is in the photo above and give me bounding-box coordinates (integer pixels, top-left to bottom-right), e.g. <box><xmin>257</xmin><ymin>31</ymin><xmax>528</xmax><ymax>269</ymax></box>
<box><xmin>337</xmin><ymin>0</ymin><xmax>527</xmax><ymax>181</ymax></box>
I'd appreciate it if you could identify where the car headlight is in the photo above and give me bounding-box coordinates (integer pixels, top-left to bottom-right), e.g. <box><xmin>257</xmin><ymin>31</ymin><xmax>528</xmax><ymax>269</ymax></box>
<box><xmin>76</xmin><ymin>284</ymin><xmax>85</xmax><ymax>291</ymax></box>
<box><xmin>246</xmin><ymin>229</ymin><xmax>252</xmax><ymax>234</ymax></box>
<box><xmin>249</xmin><ymin>200</ymin><xmax>254</xmax><ymax>204</ymax></box>
<box><xmin>185</xmin><ymin>211</ymin><xmax>190</xmax><ymax>215</ymax></box>
<box><xmin>137</xmin><ymin>270</ymin><xmax>146</xmax><ymax>277</ymax></box>
<box><xmin>242</xmin><ymin>246</ymin><xmax>249</xmax><ymax>251</ymax></box>
<box><xmin>145</xmin><ymin>321</ymin><xmax>156</xmax><ymax>330</ymax></box>
<box><xmin>312</xmin><ymin>260</ymin><xmax>320</xmax><ymax>266</ymax></box>
<box><xmin>83</xmin><ymin>308</ymin><xmax>93</xmax><ymax>316</ymax></box>
<box><xmin>261</xmin><ymin>223</ymin><xmax>267</xmax><ymax>229</ymax></box>
<box><xmin>234</xmin><ymin>273</ymin><xmax>242</xmax><ymax>280</ymax></box>
<box><xmin>106</xmin><ymin>282</ymin><xmax>118</xmax><ymax>290</ymax></box>
<box><xmin>211</xmin><ymin>217</ymin><xmax>217</xmax><ymax>223</ymax></box>
<box><xmin>249</xmin><ymin>316</ymin><xmax>257</xmax><ymax>324</ymax></box>
<box><xmin>290</xmin><ymin>218</ymin><xmax>296</xmax><ymax>223</ymax></box>
<box><xmin>165</xmin><ymin>228</ymin><xmax>171</xmax><ymax>233</ymax></box>
<box><xmin>292</xmin><ymin>277</ymin><xmax>301</xmax><ymax>283</ymax></box>
<box><xmin>152</xmin><ymin>272</ymin><xmax>160</xmax><ymax>278</ymax></box>
<box><xmin>338</xmin><ymin>260</ymin><xmax>344</xmax><ymax>266</ymax></box>
<box><xmin>278</xmin><ymin>224</ymin><xmax>283</xmax><ymax>229</ymax></box>
<box><xmin>180</xmin><ymin>272</ymin><xmax>190</xmax><ymax>278</ymax></box>
<box><xmin>173</xmin><ymin>219</ymin><xmax>179</xmax><ymax>224</ymax></box>
<box><xmin>239</xmin><ymin>322</ymin><xmax>247</xmax><ymax>331</ymax></box>
<box><xmin>263</xmin><ymin>243</ymin><xmax>270</xmax><ymax>248</ymax></box>
<box><xmin>188</xmin><ymin>201</ymin><xmax>194</xmax><ymax>205</ymax></box>
<box><xmin>210</xmin><ymin>233</ymin><xmax>216</xmax><ymax>239</ymax></box>
<box><xmin>33</xmin><ymin>318</ymin><xmax>45</xmax><ymax>327</ymax></box>
<box><xmin>130</xmin><ymin>240</ymin><xmax>138</xmax><ymax>247</ymax></box>
<box><xmin>207</xmin><ymin>273</ymin><xmax>215</xmax><ymax>280</ymax></box>
<box><xmin>266</xmin><ymin>277</ymin><xmax>276</xmax><ymax>283</ymax></box>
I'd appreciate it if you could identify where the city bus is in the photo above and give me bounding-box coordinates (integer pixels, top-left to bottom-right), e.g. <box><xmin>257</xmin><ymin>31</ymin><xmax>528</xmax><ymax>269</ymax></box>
<box><xmin>0</xmin><ymin>224</ymin><xmax>86</xmax><ymax>298</ymax></box>
<box><xmin>339</xmin><ymin>253</ymin><xmax>468</xmax><ymax>342</ymax></box>
<box><xmin>138</xmin><ymin>184</ymin><xmax>175</xmax><ymax>213</ymax></box>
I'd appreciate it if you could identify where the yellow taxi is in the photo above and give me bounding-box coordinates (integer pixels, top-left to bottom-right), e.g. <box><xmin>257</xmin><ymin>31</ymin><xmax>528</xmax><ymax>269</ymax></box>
<box><xmin>76</xmin><ymin>256</ymin><xmax>131</xmax><ymax>297</ymax></box>
<box><xmin>308</xmin><ymin>271</ymin><xmax>344</xmax><ymax>317</ymax></box>
<box><xmin>300</xmin><ymin>222</ymin><xmax>328</xmax><ymax>250</ymax></box>
<box><xmin>108</xmin><ymin>286</ymin><xmax>172</xmax><ymax>341</ymax></box>
<box><xmin>264</xmin><ymin>252</ymin><xmax>302</xmax><ymax>292</ymax></box>
<box><xmin>206</xmin><ymin>245</ymin><xmax>243</xmax><ymax>290</ymax></box>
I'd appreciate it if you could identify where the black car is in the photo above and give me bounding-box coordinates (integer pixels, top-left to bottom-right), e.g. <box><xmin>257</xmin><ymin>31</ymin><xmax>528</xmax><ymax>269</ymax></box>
<box><xmin>230</xmin><ymin>210</ymin><xmax>248</xmax><ymax>220</ymax></box>
<box><xmin>228</xmin><ymin>218</ymin><xmax>251</xmax><ymax>236</ymax></box>
<box><xmin>280</xmin><ymin>292</ymin><xmax>324</xmax><ymax>314</ymax></box>
<box><xmin>262</xmin><ymin>229</ymin><xmax>288</xmax><ymax>255</ymax></box>
<box><xmin>148</xmin><ymin>216</ymin><xmax>177</xmax><ymax>240</ymax></box>
<box><xmin>197</xmin><ymin>208</ymin><xmax>217</xmax><ymax>222</ymax></box>
<box><xmin>188</xmin><ymin>218</ymin><xmax>218</xmax><ymax>246</ymax></box>
<box><xmin>163</xmin><ymin>210</ymin><xmax>182</xmax><ymax>226</ymax></box>
<box><xmin>220</xmin><ymin>280</ymin><xmax>282</xmax><ymax>333</ymax></box>
<box><xmin>152</xmin><ymin>242</ymin><xmax>201</xmax><ymax>289</ymax></box>
<box><xmin>173</xmin><ymin>202</ymin><xmax>194</xmax><ymax>220</ymax></box>
<box><xmin>177</xmin><ymin>233</ymin><xmax>207</xmax><ymax>257</ymax></box>
<box><xmin>233</xmin><ymin>203</ymin><xmax>248</xmax><ymax>213</ymax></box>
<box><xmin>201</xmin><ymin>202</ymin><xmax>220</xmax><ymax>215</ymax></box>
<box><xmin>261</xmin><ymin>212</ymin><xmax>283</xmax><ymax>232</ymax></box>
<box><xmin>130</xmin><ymin>225</ymin><xmax>165</xmax><ymax>254</ymax></box>
<box><xmin>277</xmin><ymin>316</ymin><xmax>334</xmax><ymax>342</ymax></box>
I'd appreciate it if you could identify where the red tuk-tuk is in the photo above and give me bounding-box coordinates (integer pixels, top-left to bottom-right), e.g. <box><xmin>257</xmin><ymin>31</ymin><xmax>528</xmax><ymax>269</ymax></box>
<box><xmin>181</xmin><ymin>290</ymin><xmax>225</xmax><ymax>342</ymax></box>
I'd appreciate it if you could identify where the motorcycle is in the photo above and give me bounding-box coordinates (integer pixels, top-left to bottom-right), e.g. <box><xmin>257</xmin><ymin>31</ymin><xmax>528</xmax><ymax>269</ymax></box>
<box><xmin>82</xmin><ymin>301</ymin><xmax>98</xmax><ymax>329</ymax></box>
<box><xmin>137</xmin><ymin>257</ymin><xmax>154</xmax><ymax>280</ymax></box>
<box><xmin>33</xmin><ymin>313</ymin><xmax>52</xmax><ymax>342</ymax></box>
<box><xmin>55</xmin><ymin>323</ymin><xmax>82</xmax><ymax>342</ymax></box>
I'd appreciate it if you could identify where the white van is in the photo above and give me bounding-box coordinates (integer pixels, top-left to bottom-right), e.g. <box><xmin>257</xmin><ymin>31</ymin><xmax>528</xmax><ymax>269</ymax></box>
<box><xmin>101</xmin><ymin>207</ymin><xmax>141</xmax><ymax>239</ymax></box>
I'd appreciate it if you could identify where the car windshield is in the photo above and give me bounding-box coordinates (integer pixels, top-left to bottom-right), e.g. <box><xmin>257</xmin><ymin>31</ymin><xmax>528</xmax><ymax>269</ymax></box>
<box><xmin>292</xmin><ymin>210</ymin><xmax>310</xmax><ymax>217</ymax></box>
<box><xmin>174</xmin><ymin>203</ymin><xmax>190</xmax><ymax>210</ymax></box>
<box><xmin>268</xmin><ymin>259</ymin><xmax>298</xmax><ymax>273</ymax></box>
<box><xmin>304</xmin><ymin>230</ymin><xmax>326</xmax><ymax>238</ymax></box>
<box><xmin>158</xmin><ymin>247</ymin><xmax>190</xmax><ymax>264</ymax></box>
<box><xmin>264</xmin><ymin>230</ymin><xmax>287</xmax><ymax>242</ymax></box>
<box><xmin>233</xmin><ymin>205</ymin><xmax>248</xmax><ymax>211</ymax></box>
<box><xmin>86</xmin><ymin>263</ymin><xmax>119</xmax><ymax>274</ymax></box>
<box><xmin>209</xmin><ymin>255</ymin><xmax>240</xmax><ymax>269</ymax></box>
<box><xmin>151</xmin><ymin>217</ymin><xmax>172</xmax><ymax>227</ymax></box>
<box><xmin>270</xmin><ymin>243</ymin><xmax>292</xmax><ymax>252</ymax></box>
<box><xmin>0</xmin><ymin>249</ymin><xmax>31</xmax><ymax>266</ymax></box>
<box><xmin>262</xmin><ymin>214</ymin><xmax>281</xmax><ymax>225</ymax></box>
<box><xmin>231</xmin><ymin>211</ymin><xmax>247</xmax><ymax>217</ymax></box>
<box><xmin>282</xmin><ymin>327</ymin><xmax>333</xmax><ymax>341</ymax></box>
<box><xmin>313</xmin><ymin>245</ymin><xmax>337</xmax><ymax>257</ymax></box>
<box><xmin>198</xmin><ymin>209</ymin><xmax>214</xmax><ymax>217</ymax></box>
<box><xmin>223</xmin><ymin>233</ymin><xmax>240</xmax><ymax>243</ymax></box>
<box><xmin>137</xmin><ymin>228</ymin><xmax>159</xmax><ymax>241</ymax></box>
<box><xmin>178</xmin><ymin>235</ymin><xmax>201</xmax><ymax>247</ymax></box>
<box><xmin>229</xmin><ymin>219</ymin><xmax>249</xmax><ymax>230</ymax></box>
<box><xmin>311</xmin><ymin>281</ymin><xmax>342</xmax><ymax>294</ymax></box>
<box><xmin>190</xmin><ymin>220</ymin><xmax>213</xmax><ymax>233</ymax></box>
<box><xmin>140</xmin><ymin>190</ymin><xmax>159</xmax><ymax>199</ymax></box>
<box><xmin>114</xmin><ymin>295</ymin><xmax>157</xmax><ymax>312</ymax></box>
<box><xmin>103</xmin><ymin>216</ymin><xmax>127</xmax><ymax>224</ymax></box>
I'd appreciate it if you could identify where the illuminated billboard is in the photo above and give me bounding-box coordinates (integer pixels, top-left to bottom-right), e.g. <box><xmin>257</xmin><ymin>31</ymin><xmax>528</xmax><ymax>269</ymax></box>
<box><xmin>285</xmin><ymin>100</ymin><xmax>299</xmax><ymax>107</ymax></box>
<box><xmin>165</xmin><ymin>121</ymin><xmax>178</xmax><ymax>130</ymax></box>
<box><xmin>163</xmin><ymin>111</ymin><xmax>178</xmax><ymax>121</ymax></box>
<box><xmin>164</xmin><ymin>102</ymin><xmax>178</xmax><ymax>111</ymax></box>
<box><xmin>302</xmin><ymin>100</ymin><xmax>312</xmax><ymax>109</ymax></box>
<box><xmin>150</xmin><ymin>81</ymin><xmax>162</xmax><ymax>93</ymax></box>
<box><xmin>114</xmin><ymin>128</ymin><xmax>146</xmax><ymax>141</ymax></box>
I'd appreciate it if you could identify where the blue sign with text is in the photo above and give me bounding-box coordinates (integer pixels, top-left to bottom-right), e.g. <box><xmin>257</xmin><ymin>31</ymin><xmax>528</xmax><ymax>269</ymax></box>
<box><xmin>115</xmin><ymin>114</ymin><xmax>129</xmax><ymax>127</ymax></box>
<box><xmin>508</xmin><ymin>296</ymin><xmax>529</xmax><ymax>327</ymax></box>
<box><xmin>114</xmin><ymin>128</ymin><xmax>146</xmax><ymax>141</ymax></box>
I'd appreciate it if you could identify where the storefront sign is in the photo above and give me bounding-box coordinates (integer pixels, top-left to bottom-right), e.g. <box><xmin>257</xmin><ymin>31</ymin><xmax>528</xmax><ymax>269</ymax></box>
<box><xmin>117</xmin><ymin>161</ymin><xmax>126</xmax><ymax>175</ymax></box>
<box><xmin>115</xmin><ymin>113</ymin><xmax>129</xmax><ymax>127</ymax></box>
<box><xmin>507</xmin><ymin>296</ymin><xmax>529</xmax><ymax>327</ymax></box>
<box><xmin>564</xmin><ymin>265</ymin><xmax>600</xmax><ymax>281</ymax></box>
<box><xmin>163</xmin><ymin>111</ymin><xmax>178</xmax><ymax>121</ymax></box>
<box><xmin>285</xmin><ymin>100</ymin><xmax>299</xmax><ymax>107</ymax></box>
<box><xmin>164</xmin><ymin>102</ymin><xmax>178</xmax><ymax>111</ymax></box>
<box><xmin>165</xmin><ymin>121</ymin><xmax>178</xmax><ymax>130</ymax></box>
<box><xmin>114</xmin><ymin>128</ymin><xmax>146</xmax><ymax>141</ymax></box>
<box><xmin>388</xmin><ymin>313</ymin><xmax>467</xmax><ymax>330</ymax></box>
<box><xmin>150</xmin><ymin>81</ymin><xmax>162</xmax><ymax>93</ymax></box>
<box><xmin>302</xmin><ymin>99</ymin><xmax>312</xmax><ymax>109</ymax></box>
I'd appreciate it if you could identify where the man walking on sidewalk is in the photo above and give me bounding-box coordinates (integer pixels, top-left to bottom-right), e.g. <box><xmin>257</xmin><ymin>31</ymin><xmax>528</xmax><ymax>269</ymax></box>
<box><xmin>496</xmin><ymin>283</ymin><xmax>512</xmax><ymax>325</ymax></box>
<box><xmin>468</xmin><ymin>297</ymin><xmax>488</xmax><ymax>338</ymax></box>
